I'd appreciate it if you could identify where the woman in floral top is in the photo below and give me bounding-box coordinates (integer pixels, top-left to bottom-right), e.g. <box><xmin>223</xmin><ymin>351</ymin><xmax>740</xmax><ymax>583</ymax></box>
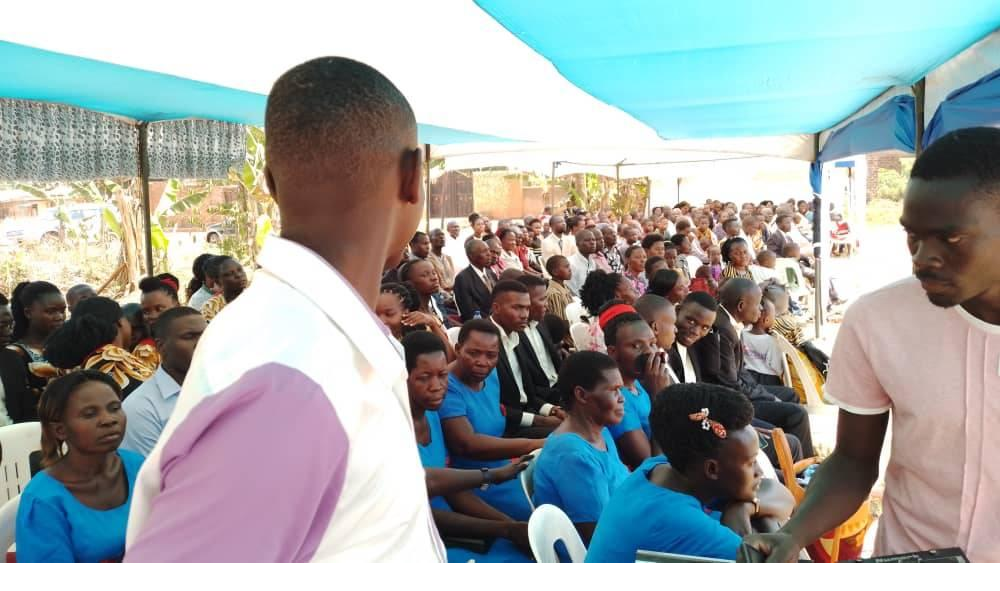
<box><xmin>44</xmin><ymin>297</ymin><xmax>153</xmax><ymax>398</ymax></box>
<box><xmin>622</xmin><ymin>245</ymin><xmax>648</xmax><ymax>296</ymax></box>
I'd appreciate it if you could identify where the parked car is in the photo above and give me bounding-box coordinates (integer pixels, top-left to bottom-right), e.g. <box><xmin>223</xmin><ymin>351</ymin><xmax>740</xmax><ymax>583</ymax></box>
<box><xmin>0</xmin><ymin>204</ymin><xmax>113</xmax><ymax>244</ymax></box>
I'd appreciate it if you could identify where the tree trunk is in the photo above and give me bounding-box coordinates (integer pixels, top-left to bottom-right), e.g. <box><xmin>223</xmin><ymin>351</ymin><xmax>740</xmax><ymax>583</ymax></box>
<box><xmin>114</xmin><ymin>188</ymin><xmax>142</xmax><ymax>292</ymax></box>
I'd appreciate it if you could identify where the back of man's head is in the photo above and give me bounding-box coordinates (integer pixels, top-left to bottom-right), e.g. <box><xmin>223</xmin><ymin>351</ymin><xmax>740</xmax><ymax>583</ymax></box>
<box><xmin>911</xmin><ymin>127</ymin><xmax>1000</xmax><ymax>205</ymax></box>
<box><xmin>634</xmin><ymin>293</ymin><xmax>671</xmax><ymax>322</ymax></box>
<box><xmin>264</xmin><ymin>57</ymin><xmax>416</xmax><ymax>197</ymax></box>
<box><xmin>718</xmin><ymin>277</ymin><xmax>757</xmax><ymax>310</ymax></box>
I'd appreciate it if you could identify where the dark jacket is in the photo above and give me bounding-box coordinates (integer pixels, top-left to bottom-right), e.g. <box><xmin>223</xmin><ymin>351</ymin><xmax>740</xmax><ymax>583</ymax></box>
<box><xmin>667</xmin><ymin>342</ymin><xmax>704</xmax><ymax>383</ymax></box>
<box><xmin>766</xmin><ymin>229</ymin><xmax>790</xmax><ymax>256</ymax></box>
<box><xmin>517</xmin><ymin>322</ymin><xmax>562</xmax><ymax>406</ymax></box>
<box><xmin>689</xmin><ymin>309</ymin><xmax>774</xmax><ymax>402</ymax></box>
<box><xmin>453</xmin><ymin>266</ymin><xmax>497</xmax><ymax>322</ymax></box>
<box><xmin>491</xmin><ymin>319</ymin><xmax>552</xmax><ymax>434</ymax></box>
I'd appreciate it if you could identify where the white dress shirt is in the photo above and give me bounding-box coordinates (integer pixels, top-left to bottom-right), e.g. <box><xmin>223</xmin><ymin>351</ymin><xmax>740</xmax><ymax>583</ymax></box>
<box><xmin>676</xmin><ymin>344</ymin><xmax>699</xmax><ymax>384</ymax></box>
<box><xmin>490</xmin><ymin>317</ymin><xmax>553</xmax><ymax>427</ymax></box>
<box><xmin>541</xmin><ymin>232</ymin><xmax>578</xmax><ymax>265</ymax></box>
<box><xmin>525</xmin><ymin>321</ymin><xmax>559</xmax><ymax>387</ymax></box>
<box><xmin>568</xmin><ymin>252</ymin><xmax>597</xmax><ymax>296</ymax></box>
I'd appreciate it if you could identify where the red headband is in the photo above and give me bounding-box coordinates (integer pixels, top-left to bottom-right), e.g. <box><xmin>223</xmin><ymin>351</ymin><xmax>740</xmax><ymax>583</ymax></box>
<box><xmin>598</xmin><ymin>304</ymin><xmax>637</xmax><ymax>330</ymax></box>
<box><xmin>160</xmin><ymin>277</ymin><xmax>179</xmax><ymax>292</ymax></box>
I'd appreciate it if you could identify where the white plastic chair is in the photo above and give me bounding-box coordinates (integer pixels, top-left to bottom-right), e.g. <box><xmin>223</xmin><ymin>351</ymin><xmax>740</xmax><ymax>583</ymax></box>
<box><xmin>773</xmin><ymin>334</ymin><xmax>825</xmax><ymax>408</ymax></box>
<box><xmin>446</xmin><ymin>326</ymin><xmax>462</xmax><ymax>347</ymax></box>
<box><xmin>774</xmin><ymin>258</ymin><xmax>810</xmax><ymax>305</ymax></box>
<box><xmin>520</xmin><ymin>448</ymin><xmax>542</xmax><ymax>511</ymax></box>
<box><xmin>569</xmin><ymin>322</ymin><xmax>592</xmax><ymax>352</ymax></box>
<box><xmin>527</xmin><ymin>504</ymin><xmax>587</xmax><ymax>563</ymax></box>
<box><xmin>0</xmin><ymin>422</ymin><xmax>41</xmax><ymax>502</ymax></box>
<box><xmin>0</xmin><ymin>495</ymin><xmax>19</xmax><ymax>559</ymax></box>
<box><xmin>564</xmin><ymin>301</ymin><xmax>584</xmax><ymax>326</ymax></box>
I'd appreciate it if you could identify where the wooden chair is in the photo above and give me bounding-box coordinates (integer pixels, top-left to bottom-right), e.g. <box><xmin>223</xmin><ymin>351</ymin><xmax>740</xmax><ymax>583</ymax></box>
<box><xmin>771</xmin><ymin>428</ymin><xmax>873</xmax><ymax>563</ymax></box>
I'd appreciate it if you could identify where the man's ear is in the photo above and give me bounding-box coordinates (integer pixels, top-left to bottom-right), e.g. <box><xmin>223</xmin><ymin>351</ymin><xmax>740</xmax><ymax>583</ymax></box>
<box><xmin>401</xmin><ymin>147</ymin><xmax>424</xmax><ymax>206</ymax></box>
<box><xmin>264</xmin><ymin>166</ymin><xmax>277</xmax><ymax>202</ymax></box>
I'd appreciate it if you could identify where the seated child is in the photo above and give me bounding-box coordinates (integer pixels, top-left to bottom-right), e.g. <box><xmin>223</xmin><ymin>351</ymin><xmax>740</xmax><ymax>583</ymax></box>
<box><xmin>689</xmin><ymin>265</ymin><xmax>718</xmax><ymax>298</ymax></box>
<box><xmin>707</xmin><ymin>245</ymin><xmax>723</xmax><ymax>283</ymax></box>
<box><xmin>741</xmin><ymin>299</ymin><xmax>784</xmax><ymax>387</ymax></box>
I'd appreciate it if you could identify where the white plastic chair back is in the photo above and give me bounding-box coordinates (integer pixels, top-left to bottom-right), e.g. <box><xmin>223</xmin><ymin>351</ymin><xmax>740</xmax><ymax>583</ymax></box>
<box><xmin>773</xmin><ymin>334</ymin><xmax>825</xmax><ymax>408</ymax></box>
<box><xmin>779</xmin><ymin>337</ymin><xmax>794</xmax><ymax>388</ymax></box>
<box><xmin>446</xmin><ymin>326</ymin><xmax>462</xmax><ymax>347</ymax></box>
<box><xmin>528</xmin><ymin>504</ymin><xmax>587</xmax><ymax>563</ymax></box>
<box><xmin>520</xmin><ymin>448</ymin><xmax>542</xmax><ymax>511</ymax></box>
<box><xmin>0</xmin><ymin>422</ymin><xmax>41</xmax><ymax>502</ymax></box>
<box><xmin>569</xmin><ymin>322</ymin><xmax>591</xmax><ymax>352</ymax></box>
<box><xmin>564</xmin><ymin>301</ymin><xmax>584</xmax><ymax>326</ymax></box>
<box><xmin>0</xmin><ymin>495</ymin><xmax>19</xmax><ymax>556</ymax></box>
<box><xmin>774</xmin><ymin>258</ymin><xmax>810</xmax><ymax>303</ymax></box>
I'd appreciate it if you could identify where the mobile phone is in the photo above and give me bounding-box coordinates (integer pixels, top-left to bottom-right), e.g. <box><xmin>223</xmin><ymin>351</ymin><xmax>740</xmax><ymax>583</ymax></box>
<box><xmin>635</xmin><ymin>352</ymin><xmax>651</xmax><ymax>374</ymax></box>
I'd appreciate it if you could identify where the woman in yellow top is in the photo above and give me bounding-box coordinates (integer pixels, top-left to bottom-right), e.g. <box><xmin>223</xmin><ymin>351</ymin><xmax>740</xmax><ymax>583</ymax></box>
<box><xmin>45</xmin><ymin>297</ymin><xmax>153</xmax><ymax>398</ymax></box>
<box><xmin>720</xmin><ymin>237</ymin><xmax>755</xmax><ymax>285</ymax></box>
<box><xmin>200</xmin><ymin>256</ymin><xmax>248</xmax><ymax>322</ymax></box>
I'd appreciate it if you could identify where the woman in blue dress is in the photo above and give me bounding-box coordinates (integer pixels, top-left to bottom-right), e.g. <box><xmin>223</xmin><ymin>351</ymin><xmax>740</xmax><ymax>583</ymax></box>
<box><xmin>402</xmin><ymin>329</ymin><xmax>533</xmax><ymax>563</ymax></box>
<box><xmin>586</xmin><ymin>383</ymin><xmax>794</xmax><ymax>562</ymax></box>
<box><xmin>600</xmin><ymin>305</ymin><xmax>671</xmax><ymax>469</ymax></box>
<box><xmin>531</xmin><ymin>351</ymin><xmax>630</xmax><ymax>544</ymax></box>
<box><xmin>439</xmin><ymin>320</ymin><xmax>543</xmax><ymax>522</ymax></box>
<box><xmin>15</xmin><ymin>370</ymin><xmax>145</xmax><ymax>562</ymax></box>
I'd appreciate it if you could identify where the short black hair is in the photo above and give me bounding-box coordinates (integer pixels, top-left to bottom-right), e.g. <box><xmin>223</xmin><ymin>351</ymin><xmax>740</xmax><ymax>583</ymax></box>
<box><xmin>641</xmin><ymin>233</ymin><xmax>664</xmax><ymax>250</ymax></box>
<box><xmin>757</xmin><ymin>250</ymin><xmax>776</xmax><ymax>264</ymax></box>
<box><xmin>580</xmin><ymin>270</ymin><xmax>624</xmax><ymax>317</ymax></box>
<box><xmin>380</xmin><ymin>282</ymin><xmax>418</xmax><ymax>312</ymax></box>
<box><xmin>648</xmin><ymin>269</ymin><xmax>681</xmax><ymax>298</ymax></box>
<box><xmin>153</xmin><ymin>306</ymin><xmax>201</xmax><ymax>340</ymax></box>
<box><xmin>409</xmin><ymin>231</ymin><xmax>428</xmax><ymax>245</ymax></box>
<box><xmin>782</xmin><ymin>243</ymin><xmax>801</xmax><ymax>257</ymax></box>
<box><xmin>44</xmin><ymin>296</ymin><xmax>122</xmax><ymax>369</ymax></box>
<box><xmin>634</xmin><ymin>293</ymin><xmax>672</xmax><ymax>323</ymax></box>
<box><xmin>604</xmin><ymin>311</ymin><xmax>646</xmax><ymax>348</ymax></box>
<box><xmin>567</xmin><ymin>215</ymin><xmax>584</xmax><ymax>230</ymax></box>
<box><xmin>719</xmin><ymin>277</ymin><xmax>758</xmax><ymax>310</ymax></box>
<box><xmin>204</xmin><ymin>255</ymin><xmax>238</xmax><ymax>281</ymax></box>
<box><xmin>139</xmin><ymin>273</ymin><xmax>180</xmax><ymax>302</ymax></box>
<box><xmin>644</xmin><ymin>256</ymin><xmax>666</xmax><ymax>277</ymax></box>
<box><xmin>516</xmin><ymin>274</ymin><xmax>547</xmax><ymax>290</ymax></box>
<box><xmin>776</xmin><ymin>213</ymin><xmax>793</xmax><ymax>225</ymax></box>
<box><xmin>264</xmin><ymin>56</ymin><xmax>416</xmax><ymax>175</ymax></box>
<box><xmin>680</xmin><ymin>290</ymin><xmax>719</xmax><ymax>314</ymax></box>
<box><xmin>401</xmin><ymin>330</ymin><xmax>447</xmax><ymax>372</ymax></box>
<box><xmin>624</xmin><ymin>244</ymin><xmax>644</xmax><ymax>261</ymax></box>
<box><xmin>496</xmin><ymin>227</ymin><xmax>516</xmax><ymax>242</ymax></box>
<box><xmin>545</xmin><ymin>254</ymin><xmax>569</xmax><ymax>275</ymax></box>
<box><xmin>398</xmin><ymin>258</ymin><xmax>433</xmax><ymax>283</ymax></box>
<box><xmin>911</xmin><ymin>127</ymin><xmax>1000</xmax><ymax>206</ymax></box>
<box><xmin>556</xmin><ymin>351</ymin><xmax>620</xmax><ymax>410</ymax></box>
<box><xmin>542</xmin><ymin>313</ymin><xmax>568</xmax><ymax>343</ymax></box>
<box><xmin>723</xmin><ymin>218</ymin><xmax>741</xmax><ymax>230</ymax></box>
<box><xmin>469</xmin><ymin>212</ymin><xmax>481</xmax><ymax>224</ymax></box>
<box><xmin>675</xmin><ymin>219</ymin><xmax>692</xmax><ymax>233</ymax></box>
<box><xmin>669</xmin><ymin>234</ymin><xmax>688</xmax><ymax>247</ymax></box>
<box><xmin>0</xmin><ymin>292</ymin><xmax>7</xmax><ymax>306</ymax></box>
<box><xmin>465</xmin><ymin>238</ymin><xmax>487</xmax><ymax>257</ymax></box>
<box><xmin>457</xmin><ymin>318</ymin><xmax>501</xmax><ymax>345</ymax></box>
<box><xmin>650</xmin><ymin>383</ymin><xmax>754</xmax><ymax>472</ymax></box>
<box><xmin>491</xmin><ymin>279</ymin><xmax>529</xmax><ymax>301</ymax></box>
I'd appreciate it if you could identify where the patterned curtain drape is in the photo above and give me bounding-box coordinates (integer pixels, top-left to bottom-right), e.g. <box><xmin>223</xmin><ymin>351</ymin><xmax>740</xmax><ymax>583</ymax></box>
<box><xmin>0</xmin><ymin>98</ymin><xmax>245</xmax><ymax>182</ymax></box>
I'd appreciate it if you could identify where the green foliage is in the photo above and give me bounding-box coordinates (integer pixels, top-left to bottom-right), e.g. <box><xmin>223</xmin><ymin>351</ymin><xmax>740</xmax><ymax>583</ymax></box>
<box><xmin>875</xmin><ymin>158</ymin><xmax>914</xmax><ymax>202</ymax></box>
<box><xmin>866</xmin><ymin>198</ymin><xmax>903</xmax><ymax>226</ymax></box>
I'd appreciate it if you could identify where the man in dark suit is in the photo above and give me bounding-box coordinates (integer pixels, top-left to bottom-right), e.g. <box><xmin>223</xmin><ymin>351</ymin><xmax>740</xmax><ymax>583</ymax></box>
<box><xmin>766</xmin><ymin>213</ymin><xmax>794</xmax><ymax>256</ymax></box>
<box><xmin>515</xmin><ymin>275</ymin><xmax>563</xmax><ymax>404</ymax></box>
<box><xmin>453</xmin><ymin>238</ymin><xmax>497</xmax><ymax>322</ymax></box>
<box><xmin>487</xmin><ymin>280</ymin><xmax>563</xmax><ymax>436</ymax></box>
<box><xmin>690</xmin><ymin>278</ymin><xmax>815</xmax><ymax>457</ymax></box>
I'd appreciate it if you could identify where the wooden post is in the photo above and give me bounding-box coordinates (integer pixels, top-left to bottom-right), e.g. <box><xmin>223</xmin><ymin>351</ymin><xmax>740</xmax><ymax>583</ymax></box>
<box><xmin>550</xmin><ymin>161</ymin><xmax>558</xmax><ymax>208</ymax></box>
<box><xmin>137</xmin><ymin>122</ymin><xmax>154</xmax><ymax>276</ymax></box>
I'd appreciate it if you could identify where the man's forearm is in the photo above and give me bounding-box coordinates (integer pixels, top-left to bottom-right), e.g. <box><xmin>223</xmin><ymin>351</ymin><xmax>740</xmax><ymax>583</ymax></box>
<box><xmin>781</xmin><ymin>451</ymin><xmax>878</xmax><ymax>547</ymax></box>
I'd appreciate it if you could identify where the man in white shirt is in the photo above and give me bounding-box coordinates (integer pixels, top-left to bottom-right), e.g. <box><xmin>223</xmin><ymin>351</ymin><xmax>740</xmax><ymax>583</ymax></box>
<box><xmin>568</xmin><ymin>229</ymin><xmax>600</xmax><ymax>296</ymax></box>
<box><xmin>516</xmin><ymin>275</ymin><xmax>563</xmax><ymax>393</ymax></box>
<box><xmin>122</xmin><ymin>307</ymin><xmax>206</xmax><ymax>457</ymax></box>
<box><xmin>541</xmin><ymin>215</ymin><xmax>578</xmax><ymax>265</ymax></box>
<box><xmin>126</xmin><ymin>57</ymin><xmax>444</xmax><ymax>562</ymax></box>
<box><xmin>443</xmin><ymin>220</ymin><xmax>470</xmax><ymax>272</ymax></box>
<box><xmin>488</xmin><ymin>281</ymin><xmax>562</xmax><ymax>435</ymax></box>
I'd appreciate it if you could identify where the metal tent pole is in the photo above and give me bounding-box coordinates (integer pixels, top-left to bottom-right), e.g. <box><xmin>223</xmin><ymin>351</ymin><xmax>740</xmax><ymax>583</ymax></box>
<box><xmin>137</xmin><ymin>122</ymin><xmax>154</xmax><ymax>276</ymax></box>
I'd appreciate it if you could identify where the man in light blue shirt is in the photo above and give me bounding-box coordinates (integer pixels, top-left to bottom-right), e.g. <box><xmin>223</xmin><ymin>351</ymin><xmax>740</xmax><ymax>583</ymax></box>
<box><xmin>123</xmin><ymin>307</ymin><xmax>206</xmax><ymax>456</ymax></box>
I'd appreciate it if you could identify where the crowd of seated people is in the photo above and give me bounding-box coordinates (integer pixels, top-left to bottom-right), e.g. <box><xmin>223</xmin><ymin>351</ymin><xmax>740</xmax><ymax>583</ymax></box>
<box><xmin>2</xmin><ymin>198</ymin><xmax>828</xmax><ymax>563</ymax></box>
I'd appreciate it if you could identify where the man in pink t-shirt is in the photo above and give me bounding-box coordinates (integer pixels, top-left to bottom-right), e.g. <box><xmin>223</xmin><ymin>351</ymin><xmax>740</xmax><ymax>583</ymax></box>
<box><xmin>747</xmin><ymin>127</ymin><xmax>1000</xmax><ymax>562</ymax></box>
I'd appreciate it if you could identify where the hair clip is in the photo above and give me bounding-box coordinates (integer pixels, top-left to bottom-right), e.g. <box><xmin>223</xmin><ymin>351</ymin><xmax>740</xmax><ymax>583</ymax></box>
<box><xmin>688</xmin><ymin>407</ymin><xmax>727</xmax><ymax>439</ymax></box>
